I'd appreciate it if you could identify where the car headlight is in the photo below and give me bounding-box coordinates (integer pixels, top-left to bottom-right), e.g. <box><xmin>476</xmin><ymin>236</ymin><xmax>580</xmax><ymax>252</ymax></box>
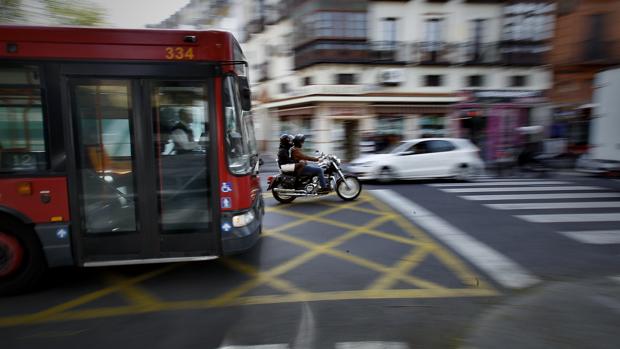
<box><xmin>232</xmin><ymin>210</ymin><xmax>256</xmax><ymax>227</ymax></box>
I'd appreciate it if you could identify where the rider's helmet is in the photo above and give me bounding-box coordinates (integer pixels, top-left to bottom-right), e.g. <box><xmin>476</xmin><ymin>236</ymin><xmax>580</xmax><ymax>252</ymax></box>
<box><xmin>293</xmin><ymin>134</ymin><xmax>306</xmax><ymax>148</ymax></box>
<box><xmin>279</xmin><ymin>134</ymin><xmax>292</xmax><ymax>147</ymax></box>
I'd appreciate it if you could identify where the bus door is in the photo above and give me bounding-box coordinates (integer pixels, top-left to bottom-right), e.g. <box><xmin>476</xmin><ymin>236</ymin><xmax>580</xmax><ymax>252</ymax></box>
<box><xmin>64</xmin><ymin>65</ymin><xmax>220</xmax><ymax>265</ymax></box>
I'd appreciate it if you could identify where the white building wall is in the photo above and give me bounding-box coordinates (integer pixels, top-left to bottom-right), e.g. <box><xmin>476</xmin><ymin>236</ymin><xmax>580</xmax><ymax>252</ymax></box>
<box><xmin>262</xmin><ymin>65</ymin><xmax>551</xmax><ymax>101</ymax></box>
<box><xmin>369</xmin><ymin>0</ymin><xmax>503</xmax><ymax>43</ymax></box>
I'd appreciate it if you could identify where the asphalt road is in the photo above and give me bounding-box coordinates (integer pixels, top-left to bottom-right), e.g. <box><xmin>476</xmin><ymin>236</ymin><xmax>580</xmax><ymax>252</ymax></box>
<box><xmin>1</xmin><ymin>170</ymin><xmax>619</xmax><ymax>349</ymax></box>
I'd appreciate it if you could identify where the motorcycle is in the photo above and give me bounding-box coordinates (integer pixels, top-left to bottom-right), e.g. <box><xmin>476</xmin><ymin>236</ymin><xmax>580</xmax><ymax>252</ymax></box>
<box><xmin>267</xmin><ymin>153</ymin><xmax>362</xmax><ymax>203</ymax></box>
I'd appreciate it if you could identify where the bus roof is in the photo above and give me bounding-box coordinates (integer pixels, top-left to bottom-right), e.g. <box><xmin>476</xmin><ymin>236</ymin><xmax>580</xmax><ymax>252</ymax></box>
<box><xmin>0</xmin><ymin>25</ymin><xmax>245</xmax><ymax>63</ymax></box>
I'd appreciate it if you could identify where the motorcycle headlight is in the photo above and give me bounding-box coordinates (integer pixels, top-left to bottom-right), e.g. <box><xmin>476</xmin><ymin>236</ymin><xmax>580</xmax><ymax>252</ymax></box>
<box><xmin>232</xmin><ymin>210</ymin><xmax>256</xmax><ymax>227</ymax></box>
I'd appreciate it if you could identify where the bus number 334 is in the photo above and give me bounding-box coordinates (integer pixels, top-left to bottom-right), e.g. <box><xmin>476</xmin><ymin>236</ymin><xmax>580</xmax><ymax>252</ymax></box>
<box><xmin>165</xmin><ymin>47</ymin><xmax>194</xmax><ymax>60</ymax></box>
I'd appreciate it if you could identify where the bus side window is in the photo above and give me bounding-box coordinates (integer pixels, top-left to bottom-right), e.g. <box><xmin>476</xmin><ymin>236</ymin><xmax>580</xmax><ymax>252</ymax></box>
<box><xmin>0</xmin><ymin>66</ymin><xmax>47</xmax><ymax>173</ymax></box>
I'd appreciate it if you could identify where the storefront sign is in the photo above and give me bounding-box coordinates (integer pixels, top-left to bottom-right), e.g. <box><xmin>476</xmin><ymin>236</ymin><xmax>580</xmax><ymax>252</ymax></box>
<box><xmin>328</xmin><ymin>106</ymin><xmax>369</xmax><ymax>117</ymax></box>
<box><xmin>474</xmin><ymin>90</ymin><xmax>543</xmax><ymax>99</ymax></box>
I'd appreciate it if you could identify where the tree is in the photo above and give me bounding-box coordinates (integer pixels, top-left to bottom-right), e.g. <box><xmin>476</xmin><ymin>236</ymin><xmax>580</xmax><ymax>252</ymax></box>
<box><xmin>0</xmin><ymin>0</ymin><xmax>106</xmax><ymax>26</ymax></box>
<box><xmin>0</xmin><ymin>0</ymin><xmax>24</xmax><ymax>23</ymax></box>
<box><xmin>43</xmin><ymin>0</ymin><xmax>105</xmax><ymax>26</ymax></box>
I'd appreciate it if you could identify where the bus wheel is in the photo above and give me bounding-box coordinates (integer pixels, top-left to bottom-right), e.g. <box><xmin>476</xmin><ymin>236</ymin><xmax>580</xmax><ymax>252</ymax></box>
<box><xmin>0</xmin><ymin>220</ymin><xmax>47</xmax><ymax>296</ymax></box>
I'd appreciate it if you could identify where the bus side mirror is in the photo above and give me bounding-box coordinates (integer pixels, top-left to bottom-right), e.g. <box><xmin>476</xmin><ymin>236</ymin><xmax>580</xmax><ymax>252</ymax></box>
<box><xmin>239</xmin><ymin>76</ymin><xmax>252</xmax><ymax>111</ymax></box>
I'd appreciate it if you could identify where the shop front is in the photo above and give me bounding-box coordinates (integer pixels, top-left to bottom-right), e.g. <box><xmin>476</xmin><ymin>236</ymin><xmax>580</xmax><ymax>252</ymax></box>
<box><xmin>452</xmin><ymin>90</ymin><xmax>547</xmax><ymax>162</ymax></box>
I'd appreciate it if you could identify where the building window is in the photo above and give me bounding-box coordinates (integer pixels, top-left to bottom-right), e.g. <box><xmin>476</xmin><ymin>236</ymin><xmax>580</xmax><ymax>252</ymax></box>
<box><xmin>424</xmin><ymin>18</ymin><xmax>443</xmax><ymax>49</ymax></box>
<box><xmin>381</xmin><ymin>17</ymin><xmax>397</xmax><ymax>43</ymax></box>
<box><xmin>502</xmin><ymin>3</ymin><xmax>555</xmax><ymax>41</ymax></box>
<box><xmin>419</xmin><ymin>115</ymin><xmax>445</xmax><ymax>137</ymax></box>
<box><xmin>335</xmin><ymin>74</ymin><xmax>356</xmax><ymax>85</ymax></box>
<box><xmin>467</xmin><ymin>75</ymin><xmax>485</xmax><ymax>87</ymax></box>
<box><xmin>302</xmin><ymin>76</ymin><xmax>313</xmax><ymax>86</ymax></box>
<box><xmin>509</xmin><ymin>75</ymin><xmax>527</xmax><ymax>87</ymax></box>
<box><xmin>469</xmin><ymin>19</ymin><xmax>486</xmax><ymax>61</ymax></box>
<box><xmin>295</xmin><ymin>11</ymin><xmax>367</xmax><ymax>43</ymax></box>
<box><xmin>586</xmin><ymin>13</ymin><xmax>607</xmax><ymax>60</ymax></box>
<box><xmin>279</xmin><ymin>82</ymin><xmax>290</xmax><ymax>94</ymax></box>
<box><xmin>424</xmin><ymin>75</ymin><xmax>443</xmax><ymax>87</ymax></box>
<box><xmin>377</xmin><ymin>116</ymin><xmax>404</xmax><ymax>148</ymax></box>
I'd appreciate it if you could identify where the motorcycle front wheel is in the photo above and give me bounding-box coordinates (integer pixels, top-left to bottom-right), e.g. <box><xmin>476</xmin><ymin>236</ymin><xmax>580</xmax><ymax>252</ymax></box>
<box><xmin>336</xmin><ymin>175</ymin><xmax>362</xmax><ymax>201</ymax></box>
<box><xmin>272</xmin><ymin>184</ymin><xmax>296</xmax><ymax>204</ymax></box>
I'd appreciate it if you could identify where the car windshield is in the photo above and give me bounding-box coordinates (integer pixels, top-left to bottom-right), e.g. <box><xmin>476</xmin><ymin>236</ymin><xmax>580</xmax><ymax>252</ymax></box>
<box><xmin>378</xmin><ymin>141</ymin><xmax>410</xmax><ymax>154</ymax></box>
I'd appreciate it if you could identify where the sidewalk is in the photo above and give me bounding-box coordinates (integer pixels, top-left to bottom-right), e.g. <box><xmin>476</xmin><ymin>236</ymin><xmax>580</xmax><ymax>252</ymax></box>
<box><xmin>461</xmin><ymin>277</ymin><xmax>620</xmax><ymax>349</ymax></box>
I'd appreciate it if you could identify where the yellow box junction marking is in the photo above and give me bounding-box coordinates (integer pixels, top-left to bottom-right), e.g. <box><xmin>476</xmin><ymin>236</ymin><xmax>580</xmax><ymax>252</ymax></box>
<box><xmin>0</xmin><ymin>193</ymin><xmax>497</xmax><ymax>327</ymax></box>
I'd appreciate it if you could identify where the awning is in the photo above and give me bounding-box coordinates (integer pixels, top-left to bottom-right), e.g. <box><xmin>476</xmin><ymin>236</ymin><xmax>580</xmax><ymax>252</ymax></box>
<box><xmin>373</xmin><ymin>104</ymin><xmax>450</xmax><ymax>115</ymax></box>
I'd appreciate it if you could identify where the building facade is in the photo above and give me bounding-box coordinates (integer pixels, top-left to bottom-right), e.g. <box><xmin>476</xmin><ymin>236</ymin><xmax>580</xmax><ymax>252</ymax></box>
<box><xmin>549</xmin><ymin>0</ymin><xmax>620</xmax><ymax>155</ymax></box>
<box><xmin>243</xmin><ymin>0</ymin><xmax>554</xmax><ymax>161</ymax></box>
<box><xmin>148</xmin><ymin>0</ymin><xmax>241</xmax><ymax>34</ymax></box>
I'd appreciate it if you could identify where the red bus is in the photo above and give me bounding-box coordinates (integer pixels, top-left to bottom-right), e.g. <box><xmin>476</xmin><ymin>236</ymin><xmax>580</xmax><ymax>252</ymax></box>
<box><xmin>0</xmin><ymin>25</ymin><xmax>263</xmax><ymax>295</ymax></box>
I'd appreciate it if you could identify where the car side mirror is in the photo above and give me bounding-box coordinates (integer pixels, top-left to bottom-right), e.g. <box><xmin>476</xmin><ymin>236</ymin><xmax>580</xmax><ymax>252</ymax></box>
<box><xmin>399</xmin><ymin>151</ymin><xmax>415</xmax><ymax>156</ymax></box>
<box><xmin>239</xmin><ymin>76</ymin><xmax>252</xmax><ymax>111</ymax></box>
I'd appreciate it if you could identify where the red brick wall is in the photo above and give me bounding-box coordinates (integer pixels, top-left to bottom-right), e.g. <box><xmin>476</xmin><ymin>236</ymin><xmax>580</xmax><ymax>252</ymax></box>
<box><xmin>550</xmin><ymin>0</ymin><xmax>620</xmax><ymax>104</ymax></box>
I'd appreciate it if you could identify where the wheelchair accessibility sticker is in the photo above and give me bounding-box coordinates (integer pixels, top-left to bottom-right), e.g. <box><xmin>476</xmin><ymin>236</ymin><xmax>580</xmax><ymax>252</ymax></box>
<box><xmin>221</xmin><ymin>197</ymin><xmax>232</xmax><ymax>209</ymax></box>
<box><xmin>221</xmin><ymin>182</ymin><xmax>233</xmax><ymax>193</ymax></box>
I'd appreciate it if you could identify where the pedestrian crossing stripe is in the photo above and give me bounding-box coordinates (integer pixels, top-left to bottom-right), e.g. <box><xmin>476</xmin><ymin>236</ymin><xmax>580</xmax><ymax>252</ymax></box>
<box><xmin>484</xmin><ymin>202</ymin><xmax>620</xmax><ymax>210</ymax></box>
<box><xmin>460</xmin><ymin>192</ymin><xmax>620</xmax><ymax>200</ymax></box>
<box><xmin>428</xmin><ymin>181</ymin><xmax>569</xmax><ymax>187</ymax></box>
<box><xmin>516</xmin><ymin>213</ymin><xmax>620</xmax><ymax>223</ymax></box>
<box><xmin>442</xmin><ymin>186</ymin><xmax>604</xmax><ymax>193</ymax></box>
<box><xmin>559</xmin><ymin>231</ymin><xmax>620</xmax><ymax>244</ymax></box>
<box><xmin>217</xmin><ymin>342</ymin><xmax>412</xmax><ymax>349</ymax></box>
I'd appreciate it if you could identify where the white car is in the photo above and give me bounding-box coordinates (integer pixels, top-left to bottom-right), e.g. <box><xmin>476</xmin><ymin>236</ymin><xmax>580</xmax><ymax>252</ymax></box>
<box><xmin>348</xmin><ymin>138</ymin><xmax>485</xmax><ymax>182</ymax></box>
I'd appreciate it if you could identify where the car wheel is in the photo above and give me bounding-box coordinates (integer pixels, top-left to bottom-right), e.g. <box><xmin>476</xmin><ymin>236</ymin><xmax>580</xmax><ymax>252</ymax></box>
<box><xmin>454</xmin><ymin>164</ymin><xmax>476</xmax><ymax>182</ymax></box>
<box><xmin>377</xmin><ymin>167</ymin><xmax>395</xmax><ymax>183</ymax></box>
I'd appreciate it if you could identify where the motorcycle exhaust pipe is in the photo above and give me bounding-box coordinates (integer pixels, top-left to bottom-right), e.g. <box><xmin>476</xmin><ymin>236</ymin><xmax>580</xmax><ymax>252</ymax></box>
<box><xmin>273</xmin><ymin>188</ymin><xmax>316</xmax><ymax>197</ymax></box>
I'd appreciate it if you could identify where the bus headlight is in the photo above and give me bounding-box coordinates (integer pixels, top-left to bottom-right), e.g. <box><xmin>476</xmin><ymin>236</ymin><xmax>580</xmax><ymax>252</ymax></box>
<box><xmin>232</xmin><ymin>210</ymin><xmax>256</xmax><ymax>227</ymax></box>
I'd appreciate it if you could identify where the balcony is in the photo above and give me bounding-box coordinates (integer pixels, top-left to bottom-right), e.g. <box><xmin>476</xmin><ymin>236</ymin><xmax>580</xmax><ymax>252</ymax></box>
<box><xmin>499</xmin><ymin>41</ymin><xmax>548</xmax><ymax>65</ymax></box>
<box><xmin>294</xmin><ymin>40</ymin><xmax>376</xmax><ymax>69</ymax></box>
<box><xmin>293</xmin><ymin>40</ymin><xmax>547</xmax><ymax>69</ymax></box>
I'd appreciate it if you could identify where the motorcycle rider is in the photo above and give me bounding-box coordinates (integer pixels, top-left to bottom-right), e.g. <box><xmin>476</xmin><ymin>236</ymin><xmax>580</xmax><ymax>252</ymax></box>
<box><xmin>291</xmin><ymin>134</ymin><xmax>329</xmax><ymax>194</ymax></box>
<box><xmin>277</xmin><ymin>134</ymin><xmax>296</xmax><ymax>172</ymax></box>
